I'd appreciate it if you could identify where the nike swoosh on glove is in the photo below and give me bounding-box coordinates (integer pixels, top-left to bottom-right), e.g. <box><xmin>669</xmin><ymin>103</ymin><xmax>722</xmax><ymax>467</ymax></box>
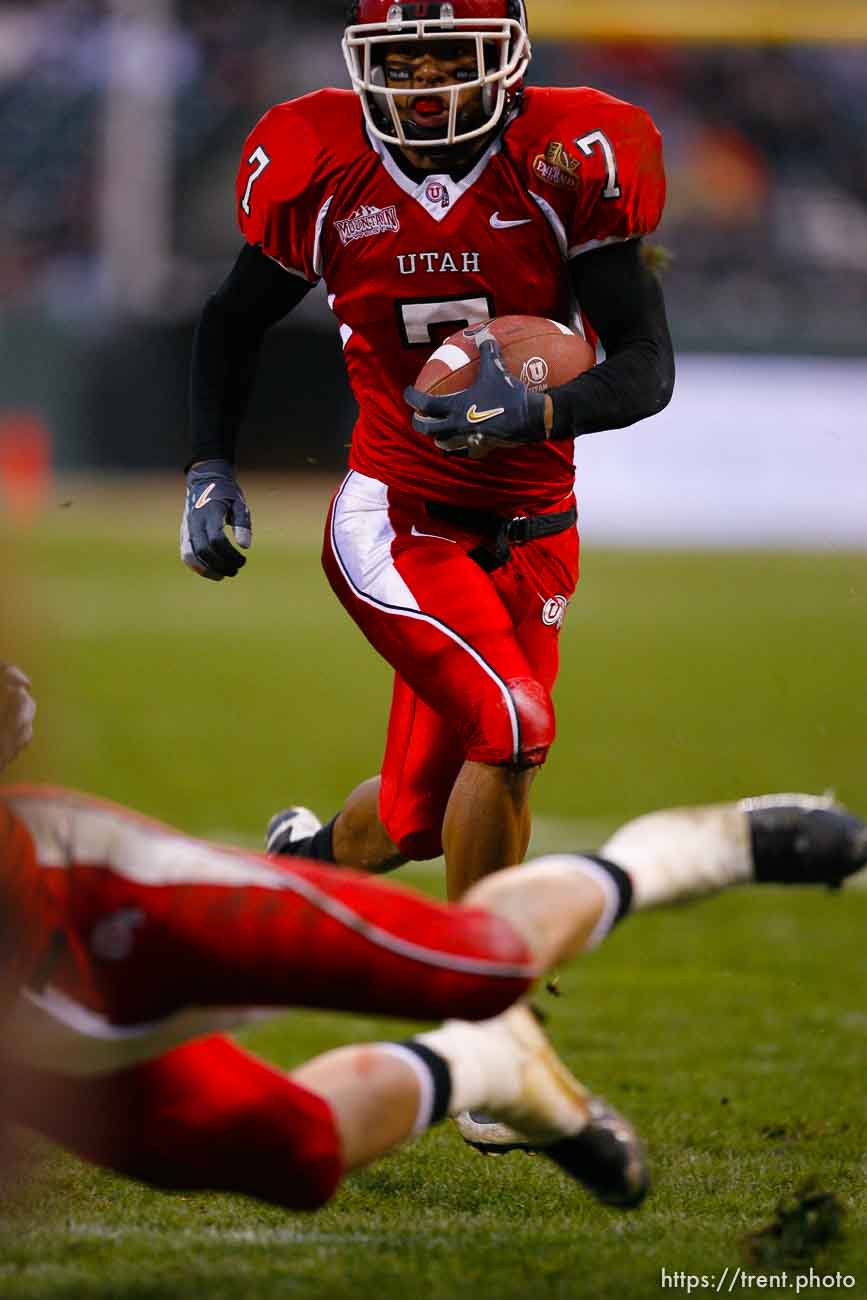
<box><xmin>180</xmin><ymin>459</ymin><xmax>252</xmax><ymax>581</ymax></box>
<box><xmin>404</xmin><ymin>338</ymin><xmax>548</xmax><ymax>456</ymax></box>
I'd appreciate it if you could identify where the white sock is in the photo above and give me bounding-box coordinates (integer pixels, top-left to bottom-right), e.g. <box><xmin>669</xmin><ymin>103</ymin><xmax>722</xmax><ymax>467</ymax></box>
<box><xmin>414</xmin><ymin>1017</ymin><xmax>525</xmax><ymax>1117</ymax></box>
<box><xmin>373</xmin><ymin>1043</ymin><xmax>440</xmax><ymax>1135</ymax></box>
<box><xmin>601</xmin><ymin>802</ymin><xmax>753</xmax><ymax>910</ymax></box>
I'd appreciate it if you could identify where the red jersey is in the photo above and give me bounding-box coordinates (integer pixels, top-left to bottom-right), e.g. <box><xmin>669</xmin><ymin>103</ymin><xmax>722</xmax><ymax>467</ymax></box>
<box><xmin>237</xmin><ymin>86</ymin><xmax>665</xmax><ymax>512</ymax></box>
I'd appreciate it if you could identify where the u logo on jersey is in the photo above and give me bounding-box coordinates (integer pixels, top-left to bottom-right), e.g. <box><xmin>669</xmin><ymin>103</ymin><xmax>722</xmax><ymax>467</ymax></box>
<box><xmin>424</xmin><ymin>180</ymin><xmax>450</xmax><ymax>209</ymax></box>
<box><xmin>541</xmin><ymin>595</ymin><xmax>569</xmax><ymax>629</ymax></box>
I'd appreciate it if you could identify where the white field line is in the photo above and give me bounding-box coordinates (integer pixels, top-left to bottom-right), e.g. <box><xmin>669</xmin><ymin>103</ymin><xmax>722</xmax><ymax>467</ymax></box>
<box><xmin>0</xmin><ymin>1221</ymin><xmax>529</xmax><ymax>1251</ymax></box>
<box><xmin>0</xmin><ymin>1223</ymin><xmax>385</xmax><ymax>1249</ymax></box>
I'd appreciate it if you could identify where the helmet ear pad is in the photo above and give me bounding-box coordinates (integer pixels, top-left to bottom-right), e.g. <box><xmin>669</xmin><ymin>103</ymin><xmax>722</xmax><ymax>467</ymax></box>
<box><xmin>370</xmin><ymin>62</ymin><xmax>386</xmax><ymax>98</ymax></box>
<box><xmin>368</xmin><ymin>62</ymin><xmax>395</xmax><ymax>129</ymax></box>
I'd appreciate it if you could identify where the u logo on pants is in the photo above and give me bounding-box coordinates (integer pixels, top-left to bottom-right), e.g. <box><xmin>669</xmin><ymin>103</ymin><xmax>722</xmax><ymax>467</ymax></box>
<box><xmin>322</xmin><ymin>471</ymin><xmax>578</xmax><ymax>859</ymax></box>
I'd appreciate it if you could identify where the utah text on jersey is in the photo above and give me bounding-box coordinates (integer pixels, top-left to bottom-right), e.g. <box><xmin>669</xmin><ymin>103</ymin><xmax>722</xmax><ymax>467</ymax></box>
<box><xmin>236</xmin><ymin>86</ymin><xmax>664</xmax><ymax>513</ymax></box>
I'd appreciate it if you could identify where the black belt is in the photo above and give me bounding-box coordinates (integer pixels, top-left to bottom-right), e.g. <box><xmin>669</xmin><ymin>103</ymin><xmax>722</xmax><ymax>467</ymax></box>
<box><xmin>425</xmin><ymin>501</ymin><xmax>577</xmax><ymax>573</ymax></box>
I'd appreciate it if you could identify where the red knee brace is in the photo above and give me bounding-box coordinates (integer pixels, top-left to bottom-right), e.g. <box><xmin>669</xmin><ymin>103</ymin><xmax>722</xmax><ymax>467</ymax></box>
<box><xmin>465</xmin><ymin>675</ymin><xmax>556</xmax><ymax>769</ymax></box>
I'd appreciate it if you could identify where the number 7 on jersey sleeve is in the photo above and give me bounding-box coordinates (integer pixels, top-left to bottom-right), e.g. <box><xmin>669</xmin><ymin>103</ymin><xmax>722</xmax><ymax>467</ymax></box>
<box><xmin>241</xmin><ymin>146</ymin><xmax>272</xmax><ymax>217</ymax></box>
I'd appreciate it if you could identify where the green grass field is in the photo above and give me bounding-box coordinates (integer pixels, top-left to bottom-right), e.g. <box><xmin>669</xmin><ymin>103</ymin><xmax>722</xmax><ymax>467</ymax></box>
<box><xmin>1</xmin><ymin>478</ymin><xmax>865</xmax><ymax>1300</ymax></box>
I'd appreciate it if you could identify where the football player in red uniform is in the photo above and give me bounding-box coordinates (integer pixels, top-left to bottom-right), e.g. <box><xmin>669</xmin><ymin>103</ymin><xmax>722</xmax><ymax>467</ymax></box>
<box><xmin>0</xmin><ymin>661</ymin><xmax>647</xmax><ymax>1208</ymax></box>
<box><xmin>180</xmin><ymin>1</ymin><xmax>674</xmax><ymax>896</ymax></box>
<box><xmin>4</xmin><ymin>658</ymin><xmax>863</xmax><ymax>1204</ymax></box>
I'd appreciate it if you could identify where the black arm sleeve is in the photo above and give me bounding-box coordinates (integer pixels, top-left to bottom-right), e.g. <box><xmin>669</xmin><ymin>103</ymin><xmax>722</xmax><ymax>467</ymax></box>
<box><xmin>188</xmin><ymin>243</ymin><xmax>313</xmax><ymax>467</ymax></box>
<box><xmin>549</xmin><ymin>238</ymin><xmax>675</xmax><ymax>440</ymax></box>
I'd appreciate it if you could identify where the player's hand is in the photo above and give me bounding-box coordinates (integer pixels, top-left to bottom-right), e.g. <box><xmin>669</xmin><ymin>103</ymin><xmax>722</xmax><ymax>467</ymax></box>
<box><xmin>404</xmin><ymin>338</ymin><xmax>550</xmax><ymax>456</ymax></box>
<box><xmin>0</xmin><ymin>663</ymin><xmax>36</xmax><ymax>771</ymax></box>
<box><xmin>180</xmin><ymin>459</ymin><xmax>252</xmax><ymax>581</ymax></box>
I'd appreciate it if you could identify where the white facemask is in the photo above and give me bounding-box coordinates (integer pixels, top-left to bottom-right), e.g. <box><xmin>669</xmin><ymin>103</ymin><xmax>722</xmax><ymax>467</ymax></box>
<box><xmin>343</xmin><ymin>4</ymin><xmax>531</xmax><ymax>150</ymax></box>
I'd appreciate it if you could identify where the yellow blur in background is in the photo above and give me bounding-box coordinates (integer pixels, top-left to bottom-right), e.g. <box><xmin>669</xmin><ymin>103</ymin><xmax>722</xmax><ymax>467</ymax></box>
<box><xmin>530</xmin><ymin>0</ymin><xmax>867</xmax><ymax>42</ymax></box>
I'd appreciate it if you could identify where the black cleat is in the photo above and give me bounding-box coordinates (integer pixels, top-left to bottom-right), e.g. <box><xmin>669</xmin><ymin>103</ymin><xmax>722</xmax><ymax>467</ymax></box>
<box><xmin>453</xmin><ymin>1004</ymin><xmax>649</xmax><ymax>1209</ymax></box>
<box><xmin>543</xmin><ymin>1098</ymin><xmax>650</xmax><ymax>1208</ymax></box>
<box><xmin>742</xmin><ymin>795</ymin><xmax>867</xmax><ymax>888</ymax></box>
<box><xmin>265</xmin><ymin>805</ymin><xmax>322</xmax><ymax>856</ymax></box>
<box><xmin>456</xmin><ymin>1099</ymin><xmax>649</xmax><ymax>1208</ymax></box>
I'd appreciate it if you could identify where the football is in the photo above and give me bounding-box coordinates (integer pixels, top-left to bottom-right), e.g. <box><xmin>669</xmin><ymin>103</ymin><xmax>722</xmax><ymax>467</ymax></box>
<box><xmin>413</xmin><ymin>315</ymin><xmax>596</xmax><ymax>398</ymax></box>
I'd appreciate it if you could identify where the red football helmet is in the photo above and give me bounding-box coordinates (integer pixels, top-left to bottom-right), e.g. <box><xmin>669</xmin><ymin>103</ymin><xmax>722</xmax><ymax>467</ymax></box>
<box><xmin>342</xmin><ymin>1</ymin><xmax>531</xmax><ymax>150</ymax></box>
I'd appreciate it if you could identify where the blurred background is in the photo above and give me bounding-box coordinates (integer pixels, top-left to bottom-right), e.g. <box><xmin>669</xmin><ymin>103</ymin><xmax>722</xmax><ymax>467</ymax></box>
<box><xmin>0</xmin><ymin>10</ymin><xmax>864</xmax><ymax>1288</ymax></box>
<box><xmin>0</xmin><ymin>0</ymin><xmax>865</xmax><ymax>542</ymax></box>
<box><xmin>0</xmin><ymin>0</ymin><xmax>864</xmax><ymax>828</ymax></box>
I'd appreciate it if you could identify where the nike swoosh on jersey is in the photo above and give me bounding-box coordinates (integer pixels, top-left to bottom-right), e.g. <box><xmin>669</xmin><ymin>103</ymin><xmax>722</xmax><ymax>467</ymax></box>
<box><xmin>410</xmin><ymin>525</ymin><xmax>456</xmax><ymax>543</ymax></box>
<box><xmin>490</xmin><ymin>211</ymin><xmax>533</xmax><ymax>229</ymax></box>
<box><xmin>466</xmin><ymin>405</ymin><xmax>506</xmax><ymax>424</ymax></box>
<box><xmin>194</xmin><ymin>483</ymin><xmax>217</xmax><ymax>509</ymax></box>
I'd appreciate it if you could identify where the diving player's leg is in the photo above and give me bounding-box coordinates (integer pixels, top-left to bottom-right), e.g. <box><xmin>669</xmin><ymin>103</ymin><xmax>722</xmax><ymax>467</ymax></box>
<box><xmin>3</xmin><ymin>1035</ymin><xmax>344</xmax><ymax>1210</ymax></box>
<box><xmin>597</xmin><ymin>794</ymin><xmax>867</xmax><ymax>908</ymax></box>
<box><xmin>296</xmin><ymin>1001</ymin><xmax>648</xmax><ymax>1207</ymax></box>
<box><xmin>464</xmin><ymin>795</ymin><xmax>867</xmax><ymax>967</ymax></box>
<box><xmin>454</xmin><ymin>797</ymin><xmax>867</xmax><ymax>1160</ymax></box>
<box><xmin>315</xmin><ymin>803</ymin><xmax>638</xmax><ymax>1194</ymax></box>
<box><xmin>4</xmin><ymin>789</ymin><xmax>539</xmax><ymax>1046</ymax></box>
<box><xmin>4</xmin><ymin>796</ymin><xmax>646</xmax><ymax>1206</ymax></box>
<box><xmin>150</xmin><ymin>806</ymin><xmax>641</xmax><ymax>1198</ymax></box>
<box><xmin>10</xmin><ymin>788</ymin><xmax>635</xmax><ymax>1054</ymax></box>
<box><xmin>5</xmin><ymin>995</ymin><xmax>647</xmax><ymax>1211</ymax></box>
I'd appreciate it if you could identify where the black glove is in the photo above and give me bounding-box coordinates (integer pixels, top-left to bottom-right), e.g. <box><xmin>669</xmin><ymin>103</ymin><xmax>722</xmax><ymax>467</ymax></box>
<box><xmin>180</xmin><ymin>459</ymin><xmax>252</xmax><ymax>581</ymax></box>
<box><xmin>404</xmin><ymin>337</ymin><xmax>549</xmax><ymax>456</ymax></box>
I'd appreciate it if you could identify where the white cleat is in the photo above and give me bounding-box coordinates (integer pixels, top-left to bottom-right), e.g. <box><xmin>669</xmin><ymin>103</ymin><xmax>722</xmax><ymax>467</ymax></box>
<box><xmin>455</xmin><ymin>1111</ymin><xmax>527</xmax><ymax>1150</ymax></box>
<box><xmin>265</xmin><ymin>805</ymin><xmax>322</xmax><ymax>856</ymax></box>
<box><xmin>459</xmin><ymin>1005</ymin><xmax>649</xmax><ymax>1208</ymax></box>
